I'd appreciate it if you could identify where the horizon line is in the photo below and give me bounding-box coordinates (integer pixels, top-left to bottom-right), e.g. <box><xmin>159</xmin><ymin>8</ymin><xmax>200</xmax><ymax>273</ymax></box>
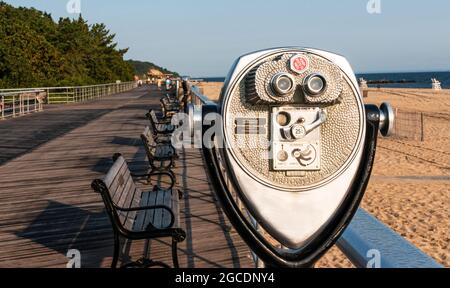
<box><xmin>190</xmin><ymin>70</ymin><xmax>450</xmax><ymax>79</ymax></box>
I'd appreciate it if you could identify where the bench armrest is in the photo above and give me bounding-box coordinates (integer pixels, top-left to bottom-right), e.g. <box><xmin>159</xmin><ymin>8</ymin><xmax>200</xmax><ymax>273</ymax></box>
<box><xmin>168</xmin><ymin>145</ymin><xmax>177</xmax><ymax>157</ymax></box>
<box><xmin>114</xmin><ymin>204</ymin><xmax>175</xmax><ymax>229</ymax></box>
<box><xmin>131</xmin><ymin>171</ymin><xmax>175</xmax><ymax>190</ymax></box>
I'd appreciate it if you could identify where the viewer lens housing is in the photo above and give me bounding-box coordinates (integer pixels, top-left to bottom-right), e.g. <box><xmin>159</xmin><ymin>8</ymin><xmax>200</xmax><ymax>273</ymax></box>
<box><xmin>271</xmin><ymin>73</ymin><xmax>295</xmax><ymax>96</ymax></box>
<box><xmin>304</xmin><ymin>74</ymin><xmax>327</xmax><ymax>96</ymax></box>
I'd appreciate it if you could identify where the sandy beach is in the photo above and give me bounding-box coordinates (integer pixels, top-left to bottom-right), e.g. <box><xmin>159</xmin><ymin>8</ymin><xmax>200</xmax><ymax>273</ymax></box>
<box><xmin>197</xmin><ymin>82</ymin><xmax>450</xmax><ymax>268</ymax></box>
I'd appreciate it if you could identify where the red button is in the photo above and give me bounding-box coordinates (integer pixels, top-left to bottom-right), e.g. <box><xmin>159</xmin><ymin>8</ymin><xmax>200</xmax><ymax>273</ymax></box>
<box><xmin>290</xmin><ymin>55</ymin><xmax>309</xmax><ymax>73</ymax></box>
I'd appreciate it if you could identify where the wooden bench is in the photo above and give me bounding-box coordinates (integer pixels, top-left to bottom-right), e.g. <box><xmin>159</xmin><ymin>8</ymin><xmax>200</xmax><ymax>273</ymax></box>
<box><xmin>91</xmin><ymin>154</ymin><xmax>185</xmax><ymax>268</ymax></box>
<box><xmin>141</xmin><ymin>126</ymin><xmax>178</xmax><ymax>176</ymax></box>
<box><xmin>147</xmin><ymin>109</ymin><xmax>176</xmax><ymax>135</ymax></box>
<box><xmin>148</xmin><ymin>109</ymin><xmax>172</xmax><ymax>126</ymax></box>
<box><xmin>160</xmin><ymin>96</ymin><xmax>181</xmax><ymax>118</ymax></box>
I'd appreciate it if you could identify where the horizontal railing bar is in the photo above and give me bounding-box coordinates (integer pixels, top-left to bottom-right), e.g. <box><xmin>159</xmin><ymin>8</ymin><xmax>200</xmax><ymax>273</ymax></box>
<box><xmin>1</xmin><ymin>82</ymin><xmax>136</xmax><ymax>120</ymax></box>
<box><xmin>0</xmin><ymin>90</ymin><xmax>45</xmax><ymax>96</ymax></box>
<box><xmin>0</xmin><ymin>82</ymin><xmax>134</xmax><ymax>93</ymax></box>
<box><xmin>337</xmin><ymin>208</ymin><xmax>443</xmax><ymax>268</ymax></box>
<box><xmin>190</xmin><ymin>85</ymin><xmax>216</xmax><ymax>105</ymax></box>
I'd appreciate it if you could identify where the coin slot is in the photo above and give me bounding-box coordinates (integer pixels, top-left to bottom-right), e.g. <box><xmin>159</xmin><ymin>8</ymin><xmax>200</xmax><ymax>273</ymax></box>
<box><xmin>276</xmin><ymin>112</ymin><xmax>291</xmax><ymax>126</ymax></box>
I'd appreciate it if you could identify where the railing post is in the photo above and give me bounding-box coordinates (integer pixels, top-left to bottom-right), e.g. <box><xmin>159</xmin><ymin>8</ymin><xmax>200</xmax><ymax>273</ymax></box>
<box><xmin>34</xmin><ymin>93</ymin><xmax>37</xmax><ymax>112</ymax></box>
<box><xmin>47</xmin><ymin>88</ymin><xmax>50</xmax><ymax>104</ymax></box>
<box><xmin>12</xmin><ymin>95</ymin><xmax>16</xmax><ymax>117</ymax></box>
<box><xmin>420</xmin><ymin>112</ymin><xmax>424</xmax><ymax>142</ymax></box>
<box><xmin>1</xmin><ymin>95</ymin><xmax>4</xmax><ymax>120</ymax></box>
<box><xmin>19</xmin><ymin>94</ymin><xmax>23</xmax><ymax>115</ymax></box>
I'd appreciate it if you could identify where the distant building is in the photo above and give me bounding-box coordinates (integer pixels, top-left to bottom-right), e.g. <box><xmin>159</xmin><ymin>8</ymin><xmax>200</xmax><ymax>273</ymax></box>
<box><xmin>147</xmin><ymin>69</ymin><xmax>164</xmax><ymax>80</ymax></box>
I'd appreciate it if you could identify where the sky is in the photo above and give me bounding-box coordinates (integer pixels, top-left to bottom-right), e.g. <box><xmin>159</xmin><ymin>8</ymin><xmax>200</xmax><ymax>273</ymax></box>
<box><xmin>4</xmin><ymin>0</ymin><xmax>450</xmax><ymax>77</ymax></box>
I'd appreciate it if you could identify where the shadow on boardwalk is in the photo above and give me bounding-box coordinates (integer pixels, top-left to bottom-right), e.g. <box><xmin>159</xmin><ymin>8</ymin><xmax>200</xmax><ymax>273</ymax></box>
<box><xmin>0</xmin><ymin>85</ymin><xmax>252</xmax><ymax>268</ymax></box>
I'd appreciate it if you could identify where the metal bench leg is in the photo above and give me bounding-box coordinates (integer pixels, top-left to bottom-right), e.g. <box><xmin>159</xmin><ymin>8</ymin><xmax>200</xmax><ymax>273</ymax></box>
<box><xmin>147</xmin><ymin>169</ymin><xmax>176</xmax><ymax>185</ymax></box>
<box><xmin>111</xmin><ymin>233</ymin><xmax>120</xmax><ymax>268</ymax></box>
<box><xmin>172</xmin><ymin>238</ymin><xmax>180</xmax><ymax>268</ymax></box>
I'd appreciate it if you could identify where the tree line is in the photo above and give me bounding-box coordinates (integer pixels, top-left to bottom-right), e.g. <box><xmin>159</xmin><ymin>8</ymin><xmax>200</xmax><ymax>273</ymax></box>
<box><xmin>0</xmin><ymin>2</ymin><xmax>176</xmax><ymax>89</ymax></box>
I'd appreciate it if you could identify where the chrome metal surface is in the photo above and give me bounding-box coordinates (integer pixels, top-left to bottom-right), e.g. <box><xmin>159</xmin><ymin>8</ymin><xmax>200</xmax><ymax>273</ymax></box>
<box><xmin>379</xmin><ymin>102</ymin><xmax>395</xmax><ymax>137</ymax></box>
<box><xmin>338</xmin><ymin>209</ymin><xmax>443</xmax><ymax>268</ymax></box>
<box><xmin>220</xmin><ymin>47</ymin><xmax>366</xmax><ymax>248</ymax></box>
<box><xmin>190</xmin><ymin>86</ymin><xmax>216</xmax><ymax>106</ymax></box>
<box><xmin>273</xmin><ymin>106</ymin><xmax>323</xmax><ymax>171</ymax></box>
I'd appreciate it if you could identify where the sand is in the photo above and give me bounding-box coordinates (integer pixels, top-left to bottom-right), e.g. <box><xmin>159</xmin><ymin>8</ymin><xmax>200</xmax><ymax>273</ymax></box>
<box><xmin>196</xmin><ymin>82</ymin><xmax>450</xmax><ymax>268</ymax></box>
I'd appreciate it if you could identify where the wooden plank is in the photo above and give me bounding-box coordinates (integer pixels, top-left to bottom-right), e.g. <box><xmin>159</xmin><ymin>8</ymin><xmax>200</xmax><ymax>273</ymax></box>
<box><xmin>153</xmin><ymin>189</ymin><xmax>164</xmax><ymax>229</ymax></box>
<box><xmin>108</xmin><ymin>163</ymin><xmax>129</xmax><ymax>203</ymax></box>
<box><xmin>103</xmin><ymin>157</ymin><xmax>126</xmax><ymax>188</ymax></box>
<box><xmin>133</xmin><ymin>191</ymin><xmax>151</xmax><ymax>232</ymax></box>
<box><xmin>143</xmin><ymin>190</ymin><xmax>158</xmax><ymax>231</ymax></box>
<box><xmin>162</xmin><ymin>189</ymin><xmax>175</xmax><ymax>229</ymax></box>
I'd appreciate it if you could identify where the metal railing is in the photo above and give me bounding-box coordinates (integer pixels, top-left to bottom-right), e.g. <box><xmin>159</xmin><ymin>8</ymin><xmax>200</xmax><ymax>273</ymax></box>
<box><xmin>0</xmin><ymin>82</ymin><xmax>137</xmax><ymax>120</ymax></box>
<box><xmin>337</xmin><ymin>209</ymin><xmax>442</xmax><ymax>268</ymax></box>
<box><xmin>185</xmin><ymin>82</ymin><xmax>443</xmax><ymax>268</ymax></box>
<box><xmin>0</xmin><ymin>90</ymin><xmax>46</xmax><ymax>120</ymax></box>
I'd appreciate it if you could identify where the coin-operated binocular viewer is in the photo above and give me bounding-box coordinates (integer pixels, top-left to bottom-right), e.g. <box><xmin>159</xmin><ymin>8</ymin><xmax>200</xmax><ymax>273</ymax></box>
<box><xmin>187</xmin><ymin>47</ymin><xmax>394</xmax><ymax>268</ymax></box>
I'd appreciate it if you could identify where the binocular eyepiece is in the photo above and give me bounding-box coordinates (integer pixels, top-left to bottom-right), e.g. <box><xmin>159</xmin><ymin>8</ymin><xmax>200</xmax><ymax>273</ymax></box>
<box><xmin>186</xmin><ymin>47</ymin><xmax>394</xmax><ymax>268</ymax></box>
<box><xmin>303</xmin><ymin>73</ymin><xmax>327</xmax><ymax>96</ymax></box>
<box><xmin>269</xmin><ymin>72</ymin><xmax>328</xmax><ymax>99</ymax></box>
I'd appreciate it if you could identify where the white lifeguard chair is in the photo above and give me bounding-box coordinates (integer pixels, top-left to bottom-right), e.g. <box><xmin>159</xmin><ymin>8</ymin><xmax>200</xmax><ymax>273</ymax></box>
<box><xmin>431</xmin><ymin>78</ymin><xmax>442</xmax><ymax>90</ymax></box>
<box><xmin>359</xmin><ymin>78</ymin><xmax>368</xmax><ymax>89</ymax></box>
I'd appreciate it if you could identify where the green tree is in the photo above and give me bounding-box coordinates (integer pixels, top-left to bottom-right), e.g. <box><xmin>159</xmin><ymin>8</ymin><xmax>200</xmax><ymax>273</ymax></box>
<box><xmin>0</xmin><ymin>2</ymin><xmax>137</xmax><ymax>88</ymax></box>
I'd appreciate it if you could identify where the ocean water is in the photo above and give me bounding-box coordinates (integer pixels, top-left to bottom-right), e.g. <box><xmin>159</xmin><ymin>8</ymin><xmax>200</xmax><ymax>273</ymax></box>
<box><xmin>357</xmin><ymin>72</ymin><xmax>450</xmax><ymax>89</ymax></box>
<box><xmin>194</xmin><ymin>71</ymin><xmax>450</xmax><ymax>89</ymax></box>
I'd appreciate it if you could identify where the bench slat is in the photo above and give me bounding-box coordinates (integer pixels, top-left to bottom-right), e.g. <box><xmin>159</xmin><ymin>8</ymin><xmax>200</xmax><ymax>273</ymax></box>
<box><xmin>153</xmin><ymin>189</ymin><xmax>165</xmax><ymax>229</ymax></box>
<box><xmin>108</xmin><ymin>163</ymin><xmax>129</xmax><ymax>202</ymax></box>
<box><xmin>103</xmin><ymin>157</ymin><xmax>126</xmax><ymax>188</ymax></box>
<box><xmin>122</xmin><ymin>187</ymin><xmax>141</xmax><ymax>230</ymax></box>
<box><xmin>135</xmin><ymin>189</ymin><xmax>158</xmax><ymax>231</ymax></box>
<box><xmin>162</xmin><ymin>190</ymin><xmax>172</xmax><ymax>228</ymax></box>
<box><xmin>115</xmin><ymin>171</ymin><xmax>133</xmax><ymax>206</ymax></box>
<box><xmin>133</xmin><ymin>190</ymin><xmax>151</xmax><ymax>231</ymax></box>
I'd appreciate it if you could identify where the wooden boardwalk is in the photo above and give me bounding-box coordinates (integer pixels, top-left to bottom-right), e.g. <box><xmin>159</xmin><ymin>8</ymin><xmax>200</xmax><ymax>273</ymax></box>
<box><xmin>0</xmin><ymin>86</ymin><xmax>253</xmax><ymax>268</ymax></box>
